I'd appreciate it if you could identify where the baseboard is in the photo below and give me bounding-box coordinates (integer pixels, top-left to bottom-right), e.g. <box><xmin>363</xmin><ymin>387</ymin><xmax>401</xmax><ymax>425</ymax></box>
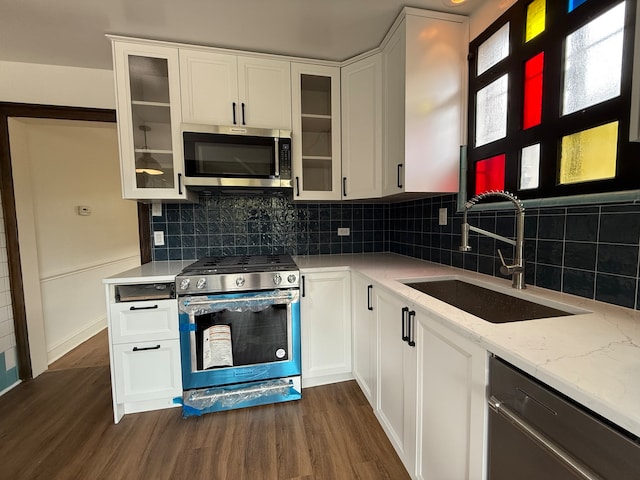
<box><xmin>47</xmin><ymin>316</ymin><xmax>107</xmax><ymax>364</ymax></box>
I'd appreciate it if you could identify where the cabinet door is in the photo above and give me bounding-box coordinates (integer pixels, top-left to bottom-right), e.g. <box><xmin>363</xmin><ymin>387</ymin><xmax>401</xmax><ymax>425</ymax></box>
<box><xmin>291</xmin><ymin>63</ymin><xmax>342</xmax><ymax>201</ymax></box>
<box><xmin>109</xmin><ymin>299</ymin><xmax>178</xmax><ymax>344</ymax></box>
<box><xmin>179</xmin><ymin>49</ymin><xmax>239</xmax><ymax>125</ymax></box>
<box><xmin>341</xmin><ymin>54</ymin><xmax>383</xmax><ymax>199</ymax></box>
<box><xmin>382</xmin><ymin>22</ymin><xmax>406</xmax><ymax>197</ymax></box>
<box><xmin>112</xmin><ymin>339</ymin><xmax>182</xmax><ymax>403</ymax></box>
<box><xmin>415</xmin><ymin>310</ymin><xmax>487</xmax><ymax>480</ymax></box>
<box><xmin>351</xmin><ymin>273</ymin><xmax>376</xmax><ymax>405</ymax></box>
<box><xmin>300</xmin><ymin>270</ymin><xmax>352</xmax><ymax>387</ymax></box>
<box><xmin>112</xmin><ymin>41</ymin><xmax>193</xmax><ymax>201</ymax></box>
<box><xmin>237</xmin><ymin>56</ymin><xmax>292</xmax><ymax>130</ymax></box>
<box><xmin>376</xmin><ymin>287</ymin><xmax>417</xmax><ymax>475</ymax></box>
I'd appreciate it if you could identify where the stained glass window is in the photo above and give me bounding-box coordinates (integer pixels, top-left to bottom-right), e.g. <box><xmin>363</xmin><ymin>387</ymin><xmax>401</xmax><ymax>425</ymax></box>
<box><xmin>475</xmin><ymin>154</ymin><xmax>506</xmax><ymax>194</ymax></box>
<box><xmin>568</xmin><ymin>0</ymin><xmax>588</xmax><ymax>12</ymax></box>
<box><xmin>523</xmin><ymin>52</ymin><xmax>544</xmax><ymax>129</ymax></box>
<box><xmin>477</xmin><ymin>23</ymin><xmax>510</xmax><ymax>75</ymax></box>
<box><xmin>475</xmin><ymin>74</ymin><xmax>508</xmax><ymax>147</ymax></box>
<box><xmin>562</xmin><ymin>2</ymin><xmax>625</xmax><ymax>116</ymax></box>
<box><xmin>520</xmin><ymin>144</ymin><xmax>540</xmax><ymax>190</ymax></box>
<box><xmin>559</xmin><ymin>122</ymin><xmax>618</xmax><ymax>185</ymax></box>
<box><xmin>525</xmin><ymin>0</ymin><xmax>546</xmax><ymax>42</ymax></box>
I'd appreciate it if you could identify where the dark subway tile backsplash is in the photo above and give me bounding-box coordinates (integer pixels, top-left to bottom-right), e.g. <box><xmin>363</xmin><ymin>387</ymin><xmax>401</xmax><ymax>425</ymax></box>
<box><xmin>152</xmin><ymin>191</ymin><xmax>640</xmax><ymax>310</ymax></box>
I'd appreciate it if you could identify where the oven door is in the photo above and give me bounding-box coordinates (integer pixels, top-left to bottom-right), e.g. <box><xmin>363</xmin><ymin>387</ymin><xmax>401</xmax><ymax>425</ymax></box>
<box><xmin>178</xmin><ymin>289</ymin><xmax>300</xmax><ymax>390</ymax></box>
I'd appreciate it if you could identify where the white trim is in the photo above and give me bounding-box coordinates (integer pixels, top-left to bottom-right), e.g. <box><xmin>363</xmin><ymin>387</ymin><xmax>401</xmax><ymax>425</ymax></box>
<box><xmin>46</xmin><ymin>319</ymin><xmax>107</xmax><ymax>365</ymax></box>
<box><xmin>40</xmin><ymin>255</ymin><xmax>140</xmax><ymax>284</ymax></box>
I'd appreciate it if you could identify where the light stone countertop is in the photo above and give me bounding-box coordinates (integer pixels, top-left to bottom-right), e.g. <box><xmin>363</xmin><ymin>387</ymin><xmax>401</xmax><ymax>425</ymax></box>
<box><xmin>102</xmin><ymin>260</ymin><xmax>196</xmax><ymax>284</ymax></box>
<box><xmin>294</xmin><ymin>253</ymin><xmax>640</xmax><ymax>439</ymax></box>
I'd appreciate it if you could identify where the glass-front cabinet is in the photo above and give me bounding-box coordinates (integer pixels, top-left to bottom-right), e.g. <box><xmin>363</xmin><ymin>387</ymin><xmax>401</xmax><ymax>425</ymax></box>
<box><xmin>110</xmin><ymin>39</ymin><xmax>196</xmax><ymax>201</ymax></box>
<box><xmin>291</xmin><ymin>63</ymin><xmax>341</xmax><ymax>200</ymax></box>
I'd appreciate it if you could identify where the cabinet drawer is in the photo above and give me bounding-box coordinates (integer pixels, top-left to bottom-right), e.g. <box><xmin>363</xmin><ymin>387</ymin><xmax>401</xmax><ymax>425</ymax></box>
<box><xmin>113</xmin><ymin>339</ymin><xmax>182</xmax><ymax>403</ymax></box>
<box><xmin>110</xmin><ymin>299</ymin><xmax>178</xmax><ymax>343</ymax></box>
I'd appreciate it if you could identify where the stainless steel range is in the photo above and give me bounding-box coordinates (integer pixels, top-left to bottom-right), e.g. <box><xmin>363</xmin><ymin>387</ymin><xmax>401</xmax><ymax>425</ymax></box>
<box><xmin>177</xmin><ymin>255</ymin><xmax>301</xmax><ymax>417</ymax></box>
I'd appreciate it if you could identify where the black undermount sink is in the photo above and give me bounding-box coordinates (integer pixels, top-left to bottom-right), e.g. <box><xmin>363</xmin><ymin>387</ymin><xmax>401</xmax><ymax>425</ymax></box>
<box><xmin>403</xmin><ymin>279</ymin><xmax>575</xmax><ymax>324</ymax></box>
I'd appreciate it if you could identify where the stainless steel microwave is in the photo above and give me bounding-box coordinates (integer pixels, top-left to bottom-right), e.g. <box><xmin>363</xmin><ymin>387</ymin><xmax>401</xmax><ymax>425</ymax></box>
<box><xmin>182</xmin><ymin>124</ymin><xmax>292</xmax><ymax>189</ymax></box>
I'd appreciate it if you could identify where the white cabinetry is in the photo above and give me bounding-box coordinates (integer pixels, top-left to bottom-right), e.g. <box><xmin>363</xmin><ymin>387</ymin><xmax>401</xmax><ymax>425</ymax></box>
<box><xmin>351</xmin><ymin>272</ymin><xmax>377</xmax><ymax>405</ymax></box>
<box><xmin>110</xmin><ymin>39</ymin><xmax>195</xmax><ymax>201</ymax></box>
<box><xmin>341</xmin><ymin>53</ymin><xmax>383</xmax><ymax>199</ymax></box>
<box><xmin>414</xmin><ymin>308</ymin><xmax>487</xmax><ymax>480</ymax></box>
<box><xmin>105</xmin><ymin>285</ymin><xmax>181</xmax><ymax>423</ymax></box>
<box><xmin>382</xmin><ymin>9</ymin><xmax>468</xmax><ymax>197</ymax></box>
<box><xmin>376</xmin><ymin>287</ymin><xmax>417</xmax><ymax>475</ymax></box>
<box><xmin>299</xmin><ymin>270</ymin><xmax>352</xmax><ymax>388</ymax></box>
<box><xmin>180</xmin><ymin>49</ymin><xmax>292</xmax><ymax>130</ymax></box>
<box><xmin>291</xmin><ymin>63</ymin><xmax>342</xmax><ymax>200</ymax></box>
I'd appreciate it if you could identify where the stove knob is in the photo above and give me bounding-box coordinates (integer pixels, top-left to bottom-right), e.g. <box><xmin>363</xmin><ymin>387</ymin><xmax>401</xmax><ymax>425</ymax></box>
<box><xmin>196</xmin><ymin>278</ymin><xmax>207</xmax><ymax>290</ymax></box>
<box><xmin>179</xmin><ymin>278</ymin><xmax>191</xmax><ymax>290</ymax></box>
<box><xmin>273</xmin><ymin>274</ymin><xmax>282</xmax><ymax>286</ymax></box>
<box><xmin>287</xmin><ymin>274</ymin><xmax>297</xmax><ymax>284</ymax></box>
<box><xmin>236</xmin><ymin>276</ymin><xmax>245</xmax><ymax>288</ymax></box>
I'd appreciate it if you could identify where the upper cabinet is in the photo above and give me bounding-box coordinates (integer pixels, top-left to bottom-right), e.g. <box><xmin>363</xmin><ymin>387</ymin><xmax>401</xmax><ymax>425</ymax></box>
<box><xmin>341</xmin><ymin>54</ymin><xmax>383</xmax><ymax>200</ymax></box>
<box><xmin>291</xmin><ymin>63</ymin><xmax>342</xmax><ymax>200</ymax></box>
<box><xmin>110</xmin><ymin>39</ymin><xmax>196</xmax><ymax>201</ymax></box>
<box><xmin>180</xmin><ymin>49</ymin><xmax>292</xmax><ymax>130</ymax></box>
<box><xmin>382</xmin><ymin>10</ymin><xmax>468</xmax><ymax>197</ymax></box>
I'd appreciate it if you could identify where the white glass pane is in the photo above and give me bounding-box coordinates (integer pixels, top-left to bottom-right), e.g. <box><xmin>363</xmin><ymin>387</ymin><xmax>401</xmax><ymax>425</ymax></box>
<box><xmin>562</xmin><ymin>2</ymin><xmax>625</xmax><ymax>116</ymax></box>
<box><xmin>520</xmin><ymin>144</ymin><xmax>540</xmax><ymax>190</ymax></box>
<box><xmin>477</xmin><ymin>23</ymin><xmax>510</xmax><ymax>75</ymax></box>
<box><xmin>475</xmin><ymin>74</ymin><xmax>509</xmax><ymax>147</ymax></box>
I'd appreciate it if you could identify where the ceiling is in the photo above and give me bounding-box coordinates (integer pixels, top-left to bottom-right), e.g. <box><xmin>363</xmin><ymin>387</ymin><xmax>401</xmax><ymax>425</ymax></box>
<box><xmin>0</xmin><ymin>0</ymin><xmax>488</xmax><ymax>71</ymax></box>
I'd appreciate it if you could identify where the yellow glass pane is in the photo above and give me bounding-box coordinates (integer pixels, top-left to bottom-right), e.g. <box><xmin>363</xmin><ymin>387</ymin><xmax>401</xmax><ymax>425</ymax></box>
<box><xmin>525</xmin><ymin>0</ymin><xmax>546</xmax><ymax>42</ymax></box>
<box><xmin>559</xmin><ymin>122</ymin><xmax>618</xmax><ymax>185</ymax></box>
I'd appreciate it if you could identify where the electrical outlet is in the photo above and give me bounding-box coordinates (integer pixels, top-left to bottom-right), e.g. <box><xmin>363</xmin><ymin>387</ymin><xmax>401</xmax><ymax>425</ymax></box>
<box><xmin>337</xmin><ymin>227</ymin><xmax>350</xmax><ymax>236</ymax></box>
<box><xmin>153</xmin><ymin>231</ymin><xmax>165</xmax><ymax>246</ymax></box>
<box><xmin>439</xmin><ymin>208</ymin><xmax>448</xmax><ymax>226</ymax></box>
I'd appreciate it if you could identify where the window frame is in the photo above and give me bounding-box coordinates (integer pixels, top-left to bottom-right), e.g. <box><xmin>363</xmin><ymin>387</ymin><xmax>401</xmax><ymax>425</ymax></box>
<box><xmin>461</xmin><ymin>0</ymin><xmax>640</xmax><ymax>210</ymax></box>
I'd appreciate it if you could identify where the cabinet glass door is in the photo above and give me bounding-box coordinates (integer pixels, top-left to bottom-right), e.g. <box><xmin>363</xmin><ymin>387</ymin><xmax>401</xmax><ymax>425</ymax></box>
<box><xmin>128</xmin><ymin>55</ymin><xmax>175</xmax><ymax>189</ymax></box>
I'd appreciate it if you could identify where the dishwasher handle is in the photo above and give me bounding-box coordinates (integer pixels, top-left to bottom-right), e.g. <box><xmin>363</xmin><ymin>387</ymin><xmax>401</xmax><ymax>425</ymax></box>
<box><xmin>488</xmin><ymin>396</ymin><xmax>604</xmax><ymax>480</ymax></box>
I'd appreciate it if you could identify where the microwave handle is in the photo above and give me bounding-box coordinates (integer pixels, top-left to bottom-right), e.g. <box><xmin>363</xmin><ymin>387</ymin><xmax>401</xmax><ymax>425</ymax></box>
<box><xmin>274</xmin><ymin>137</ymin><xmax>280</xmax><ymax>177</ymax></box>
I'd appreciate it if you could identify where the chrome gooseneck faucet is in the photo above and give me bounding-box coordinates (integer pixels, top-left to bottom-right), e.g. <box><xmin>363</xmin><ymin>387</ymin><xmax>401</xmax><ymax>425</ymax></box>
<box><xmin>459</xmin><ymin>190</ymin><xmax>526</xmax><ymax>289</ymax></box>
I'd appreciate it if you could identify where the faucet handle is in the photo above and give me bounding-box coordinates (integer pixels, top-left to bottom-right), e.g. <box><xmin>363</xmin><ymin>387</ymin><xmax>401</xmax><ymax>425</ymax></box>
<box><xmin>497</xmin><ymin>249</ymin><xmax>523</xmax><ymax>276</ymax></box>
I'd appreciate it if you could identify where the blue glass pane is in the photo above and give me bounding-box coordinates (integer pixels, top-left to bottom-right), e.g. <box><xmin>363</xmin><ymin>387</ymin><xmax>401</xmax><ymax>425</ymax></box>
<box><xmin>568</xmin><ymin>0</ymin><xmax>588</xmax><ymax>12</ymax></box>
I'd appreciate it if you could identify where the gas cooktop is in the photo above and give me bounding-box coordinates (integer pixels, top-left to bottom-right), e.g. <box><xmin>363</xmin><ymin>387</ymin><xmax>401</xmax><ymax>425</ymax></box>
<box><xmin>182</xmin><ymin>254</ymin><xmax>297</xmax><ymax>275</ymax></box>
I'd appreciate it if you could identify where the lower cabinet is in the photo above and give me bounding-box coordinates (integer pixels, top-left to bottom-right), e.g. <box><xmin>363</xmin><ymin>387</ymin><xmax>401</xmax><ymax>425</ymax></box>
<box><xmin>351</xmin><ymin>272</ymin><xmax>377</xmax><ymax>405</ymax></box>
<box><xmin>105</xmin><ymin>284</ymin><xmax>182</xmax><ymax>423</ymax></box>
<box><xmin>300</xmin><ymin>269</ymin><xmax>352</xmax><ymax>387</ymax></box>
<box><xmin>376</xmin><ymin>287</ymin><xmax>417</xmax><ymax>475</ymax></box>
<box><xmin>414</xmin><ymin>308</ymin><xmax>487</xmax><ymax>480</ymax></box>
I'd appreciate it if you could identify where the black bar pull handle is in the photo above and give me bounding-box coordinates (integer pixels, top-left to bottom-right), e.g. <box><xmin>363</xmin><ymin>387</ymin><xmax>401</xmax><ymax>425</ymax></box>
<box><xmin>397</xmin><ymin>164</ymin><xmax>403</xmax><ymax>188</ymax></box>
<box><xmin>342</xmin><ymin>177</ymin><xmax>347</xmax><ymax>197</ymax></box>
<box><xmin>295</xmin><ymin>176</ymin><xmax>301</xmax><ymax>197</ymax></box>
<box><xmin>367</xmin><ymin>285</ymin><xmax>373</xmax><ymax>311</ymax></box>
<box><xmin>401</xmin><ymin>306</ymin><xmax>409</xmax><ymax>342</ymax></box>
<box><xmin>232</xmin><ymin>102</ymin><xmax>237</xmax><ymax>124</ymax></box>
<box><xmin>178</xmin><ymin>173</ymin><xmax>183</xmax><ymax>195</ymax></box>
<box><xmin>241</xmin><ymin>103</ymin><xmax>246</xmax><ymax>125</ymax></box>
<box><xmin>408</xmin><ymin>310</ymin><xmax>416</xmax><ymax>347</ymax></box>
<box><xmin>129</xmin><ymin>304</ymin><xmax>159</xmax><ymax>311</ymax></box>
<box><xmin>301</xmin><ymin>275</ymin><xmax>306</xmax><ymax>297</ymax></box>
<box><xmin>133</xmin><ymin>345</ymin><xmax>161</xmax><ymax>352</ymax></box>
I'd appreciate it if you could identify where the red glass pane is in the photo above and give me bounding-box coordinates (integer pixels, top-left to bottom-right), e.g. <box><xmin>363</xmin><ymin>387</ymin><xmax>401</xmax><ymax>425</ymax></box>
<box><xmin>523</xmin><ymin>52</ymin><xmax>544</xmax><ymax>129</ymax></box>
<box><xmin>475</xmin><ymin>154</ymin><xmax>506</xmax><ymax>194</ymax></box>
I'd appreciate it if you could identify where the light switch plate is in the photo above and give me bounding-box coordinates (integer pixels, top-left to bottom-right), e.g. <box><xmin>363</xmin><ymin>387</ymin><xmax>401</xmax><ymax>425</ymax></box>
<box><xmin>337</xmin><ymin>227</ymin><xmax>350</xmax><ymax>236</ymax></box>
<box><xmin>151</xmin><ymin>202</ymin><xmax>162</xmax><ymax>217</ymax></box>
<box><xmin>153</xmin><ymin>231</ymin><xmax>165</xmax><ymax>246</ymax></box>
<box><xmin>438</xmin><ymin>208</ymin><xmax>448</xmax><ymax>226</ymax></box>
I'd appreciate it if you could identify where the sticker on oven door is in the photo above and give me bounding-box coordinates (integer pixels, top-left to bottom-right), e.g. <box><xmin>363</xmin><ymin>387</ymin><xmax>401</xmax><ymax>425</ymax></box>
<box><xmin>275</xmin><ymin>348</ymin><xmax>287</xmax><ymax>359</ymax></box>
<box><xmin>203</xmin><ymin>325</ymin><xmax>233</xmax><ymax>369</ymax></box>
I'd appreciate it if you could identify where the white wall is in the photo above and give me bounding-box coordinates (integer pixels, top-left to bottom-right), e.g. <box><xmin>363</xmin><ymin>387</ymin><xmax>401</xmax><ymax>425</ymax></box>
<box><xmin>0</xmin><ymin>61</ymin><xmax>115</xmax><ymax>109</ymax></box>
<box><xmin>9</xmin><ymin>118</ymin><xmax>140</xmax><ymax>373</ymax></box>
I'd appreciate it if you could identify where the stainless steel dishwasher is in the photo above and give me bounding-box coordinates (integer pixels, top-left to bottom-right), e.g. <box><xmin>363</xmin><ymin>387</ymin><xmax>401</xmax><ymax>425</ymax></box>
<box><xmin>488</xmin><ymin>356</ymin><xmax>640</xmax><ymax>479</ymax></box>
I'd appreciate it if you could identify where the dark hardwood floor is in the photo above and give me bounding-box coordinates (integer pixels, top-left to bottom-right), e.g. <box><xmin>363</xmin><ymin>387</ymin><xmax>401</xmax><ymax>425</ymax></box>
<box><xmin>0</xmin><ymin>330</ymin><xmax>409</xmax><ymax>480</ymax></box>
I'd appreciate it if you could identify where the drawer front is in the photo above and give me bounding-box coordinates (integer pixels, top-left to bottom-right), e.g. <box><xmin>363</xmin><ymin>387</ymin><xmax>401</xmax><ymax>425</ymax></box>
<box><xmin>113</xmin><ymin>339</ymin><xmax>182</xmax><ymax>403</ymax></box>
<box><xmin>110</xmin><ymin>299</ymin><xmax>178</xmax><ymax>343</ymax></box>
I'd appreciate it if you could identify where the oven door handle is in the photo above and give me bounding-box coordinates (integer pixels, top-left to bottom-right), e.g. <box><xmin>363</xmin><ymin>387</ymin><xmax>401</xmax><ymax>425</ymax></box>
<box><xmin>184</xmin><ymin>292</ymin><xmax>297</xmax><ymax>306</ymax></box>
<box><xmin>488</xmin><ymin>396</ymin><xmax>604</xmax><ymax>480</ymax></box>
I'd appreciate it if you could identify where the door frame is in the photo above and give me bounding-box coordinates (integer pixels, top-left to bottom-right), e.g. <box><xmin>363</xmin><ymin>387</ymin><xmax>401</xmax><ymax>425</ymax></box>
<box><xmin>0</xmin><ymin>102</ymin><xmax>149</xmax><ymax>380</ymax></box>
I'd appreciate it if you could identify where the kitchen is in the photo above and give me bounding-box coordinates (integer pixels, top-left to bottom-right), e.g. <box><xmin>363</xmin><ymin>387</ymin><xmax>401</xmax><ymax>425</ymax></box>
<box><xmin>2</xmin><ymin>0</ymin><xmax>640</xmax><ymax>478</ymax></box>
